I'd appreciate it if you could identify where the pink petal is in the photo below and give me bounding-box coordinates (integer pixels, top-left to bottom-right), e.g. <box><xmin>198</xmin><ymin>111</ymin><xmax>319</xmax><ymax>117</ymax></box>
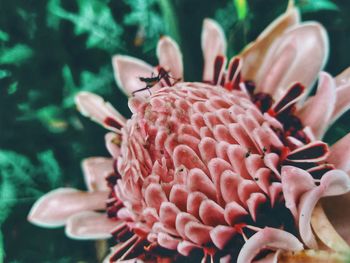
<box><xmin>157</xmin><ymin>36</ymin><xmax>183</xmax><ymax>80</ymax></box>
<box><xmin>173</xmin><ymin>145</ymin><xmax>208</xmax><ymax>173</ymax></box>
<box><xmin>187</xmin><ymin>168</ymin><xmax>216</xmax><ymax>200</ymax></box>
<box><xmin>298</xmin><ymin>72</ymin><xmax>336</xmax><ymax>138</ymax></box>
<box><xmin>157</xmin><ymin>232</ymin><xmax>180</xmax><ymax>250</ymax></box>
<box><xmin>257</xmin><ymin>23</ymin><xmax>328</xmax><ymax>98</ymax></box>
<box><xmin>298</xmin><ymin>170</ymin><xmax>350</xmax><ymax>248</ymax></box>
<box><xmin>187</xmin><ymin>192</ymin><xmax>208</xmax><ymax>219</ymax></box>
<box><xmin>240</xmin><ymin>6</ymin><xmax>300</xmax><ymax>83</ymax></box>
<box><xmin>112</xmin><ymin>55</ymin><xmax>154</xmax><ymax>96</ymax></box>
<box><xmin>224</xmin><ymin>201</ymin><xmax>248</xmax><ymax>226</ymax></box>
<box><xmin>75</xmin><ymin>92</ymin><xmax>126</xmax><ymax>132</ymax></box>
<box><xmin>328</xmin><ymin>132</ymin><xmax>350</xmax><ymax>171</ymax></box>
<box><xmin>210</xmin><ymin>225</ymin><xmax>236</xmax><ymax>249</ymax></box>
<box><xmin>175</xmin><ymin>212</ymin><xmax>199</xmax><ymax>239</ymax></box>
<box><xmin>105</xmin><ymin>132</ymin><xmax>121</xmax><ymax>158</ymax></box>
<box><xmin>28</xmin><ymin>188</ymin><xmax>108</xmax><ymax>227</ymax></box>
<box><xmin>65</xmin><ymin>211</ymin><xmax>117</xmax><ymax>239</ymax></box>
<box><xmin>237</xmin><ymin>227</ymin><xmax>303</xmax><ymax>263</ymax></box>
<box><xmin>144</xmin><ymin>183</ymin><xmax>168</xmax><ymax>212</ymax></box>
<box><xmin>331</xmin><ymin>83</ymin><xmax>350</xmax><ymax>124</ymax></box>
<box><xmin>220</xmin><ymin>170</ymin><xmax>241</xmax><ymax>204</ymax></box>
<box><xmin>184</xmin><ymin>221</ymin><xmax>212</xmax><ymax>245</ymax></box>
<box><xmin>159</xmin><ymin>202</ymin><xmax>181</xmax><ymax>229</ymax></box>
<box><xmin>247</xmin><ymin>193</ymin><xmax>267</xmax><ymax>221</ymax></box>
<box><xmin>335</xmin><ymin>66</ymin><xmax>350</xmax><ymax>86</ymax></box>
<box><xmin>281</xmin><ymin>166</ymin><xmax>315</xmax><ymax>219</ymax></box>
<box><xmin>201</xmin><ymin>19</ymin><xmax>226</xmax><ymax>82</ymax></box>
<box><xmin>82</xmin><ymin>157</ymin><xmax>113</xmax><ymax>192</ymax></box>
<box><xmin>169</xmin><ymin>184</ymin><xmax>188</xmax><ymax>211</ymax></box>
<box><xmin>177</xmin><ymin>240</ymin><xmax>201</xmax><ymax>256</ymax></box>
<box><xmin>286</xmin><ymin>141</ymin><xmax>329</xmax><ymax>163</ymax></box>
<box><xmin>199</xmin><ymin>199</ymin><xmax>226</xmax><ymax>226</ymax></box>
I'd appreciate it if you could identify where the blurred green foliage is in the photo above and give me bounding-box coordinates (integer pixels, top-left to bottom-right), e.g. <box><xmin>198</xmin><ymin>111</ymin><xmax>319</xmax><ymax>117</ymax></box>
<box><xmin>0</xmin><ymin>0</ymin><xmax>350</xmax><ymax>262</ymax></box>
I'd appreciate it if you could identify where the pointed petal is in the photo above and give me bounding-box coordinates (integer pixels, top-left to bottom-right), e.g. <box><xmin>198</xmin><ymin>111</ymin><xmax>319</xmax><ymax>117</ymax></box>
<box><xmin>112</xmin><ymin>55</ymin><xmax>154</xmax><ymax>96</ymax></box>
<box><xmin>82</xmin><ymin>157</ymin><xmax>113</xmax><ymax>192</ymax></box>
<box><xmin>257</xmin><ymin>22</ymin><xmax>329</xmax><ymax>98</ymax></box>
<box><xmin>298</xmin><ymin>72</ymin><xmax>336</xmax><ymax>138</ymax></box>
<box><xmin>328</xmin><ymin>132</ymin><xmax>350</xmax><ymax>171</ymax></box>
<box><xmin>201</xmin><ymin>19</ymin><xmax>226</xmax><ymax>82</ymax></box>
<box><xmin>210</xmin><ymin>225</ymin><xmax>236</xmax><ymax>249</ymax></box>
<box><xmin>237</xmin><ymin>227</ymin><xmax>303</xmax><ymax>263</ymax></box>
<box><xmin>28</xmin><ymin>188</ymin><xmax>108</xmax><ymax>227</ymax></box>
<box><xmin>331</xmin><ymin>83</ymin><xmax>350</xmax><ymax>124</ymax></box>
<box><xmin>65</xmin><ymin>211</ymin><xmax>117</xmax><ymax>239</ymax></box>
<box><xmin>240</xmin><ymin>6</ymin><xmax>300</xmax><ymax>83</ymax></box>
<box><xmin>335</xmin><ymin>67</ymin><xmax>350</xmax><ymax>86</ymax></box>
<box><xmin>298</xmin><ymin>170</ymin><xmax>350</xmax><ymax>248</ymax></box>
<box><xmin>75</xmin><ymin>92</ymin><xmax>126</xmax><ymax>132</ymax></box>
<box><xmin>157</xmin><ymin>36</ymin><xmax>183</xmax><ymax>80</ymax></box>
<box><xmin>105</xmin><ymin>132</ymin><xmax>121</xmax><ymax>158</ymax></box>
<box><xmin>281</xmin><ymin>166</ymin><xmax>315</xmax><ymax>219</ymax></box>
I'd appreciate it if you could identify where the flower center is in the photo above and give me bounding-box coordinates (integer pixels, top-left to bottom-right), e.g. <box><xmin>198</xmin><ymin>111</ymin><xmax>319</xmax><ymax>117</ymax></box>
<box><xmin>105</xmin><ymin>79</ymin><xmax>330</xmax><ymax>261</ymax></box>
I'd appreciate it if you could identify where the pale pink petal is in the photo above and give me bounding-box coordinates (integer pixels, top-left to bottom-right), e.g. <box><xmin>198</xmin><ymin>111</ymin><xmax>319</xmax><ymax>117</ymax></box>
<box><xmin>199</xmin><ymin>199</ymin><xmax>226</xmax><ymax>226</ymax></box>
<box><xmin>328</xmin><ymin>132</ymin><xmax>350</xmax><ymax>171</ymax></box>
<box><xmin>75</xmin><ymin>91</ymin><xmax>126</xmax><ymax>132</ymax></box>
<box><xmin>28</xmin><ymin>188</ymin><xmax>108</xmax><ymax>227</ymax></box>
<box><xmin>201</xmin><ymin>19</ymin><xmax>226</xmax><ymax>82</ymax></box>
<box><xmin>105</xmin><ymin>132</ymin><xmax>121</xmax><ymax>158</ymax></box>
<box><xmin>298</xmin><ymin>72</ymin><xmax>336</xmax><ymax>138</ymax></box>
<box><xmin>237</xmin><ymin>227</ymin><xmax>303</xmax><ymax>263</ymax></box>
<box><xmin>210</xmin><ymin>225</ymin><xmax>236</xmax><ymax>249</ymax></box>
<box><xmin>157</xmin><ymin>36</ymin><xmax>183</xmax><ymax>80</ymax></box>
<box><xmin>335</xmin><ymin>66</ymin><xmax>350</xmax><ymax>86</ymax></box>
<box><xmin>331</xmin><ymin>83</ymin><xmax>350</xmax><ymax>124</ymax></box>
<box><xmin>298</xmin><ymin>170</ymin><xmax>350</xmax><ymax>248</ymax></box>
<box><xmin>187</xmin><ymin>168</ymin><xmax>217</xmax><ymax>201</ymax></box>
<box><xmin>257</xmin><ymin>22</ymin><xmax>329</xmax><ymax>98</ymax></box>
<box><xmin>65</xmin><ymin>211</ymin><xmax>118</xmax><ymax>239</ymax></box>
<box><xmin>311</xmin><ymin>201</ymin><xmax>350</xmax><ymax>252</ymax></box>
<box><xmin>82</xmin><ymin>157</ymin><xmax>113</xmax><ymax>192</ymax></box>
<box><xmin>177</xmin><ymin>240</ymin><xmax>201</xmax><ymax>256</ymax></box>
<box><xmin>224</xmin><ymin>201</ymin><xmax>248</xmax><ymax>226</ymax></box>
<box><xmin>240</xmin><ymin>6</ymin><xmax>300</xmax><ymax>83</ymax></box>
<box><xmin>157</xmin><ymin>232</ymin><xmax>180</xmax><ymax>250</ymax></box>
<box><xmin>144</xmin><ymin>183</ymin><xmax>168</xmax><ymax>212</ymax></box>
<box><xmin>184</xmin><ymin>221</ymin><xmax>212</xmax><ymax>245</ymax></box>
<box><xmin>112</xmin><ymin>55</ymin><xmax>154</xmax><ymax>96</ymax></box>
<box><xmin>281</xmin><ymin>166</ymin><xmax>315</xmax><ymax>219</ymax></box>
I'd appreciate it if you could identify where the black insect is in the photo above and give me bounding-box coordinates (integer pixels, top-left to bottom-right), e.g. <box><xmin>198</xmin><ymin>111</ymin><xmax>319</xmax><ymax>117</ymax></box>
<box><xmin>132</xmin><ymin>67</ymin><xmax>179</xmax><ymax>95</ymax></box>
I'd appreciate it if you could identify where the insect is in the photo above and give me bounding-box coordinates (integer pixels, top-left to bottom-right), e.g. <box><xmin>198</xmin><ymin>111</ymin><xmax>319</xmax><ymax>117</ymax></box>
<box><xmin>132</xmin><ymin>67</ymin><xmax>179</xmax><ymax>95</ymax></box>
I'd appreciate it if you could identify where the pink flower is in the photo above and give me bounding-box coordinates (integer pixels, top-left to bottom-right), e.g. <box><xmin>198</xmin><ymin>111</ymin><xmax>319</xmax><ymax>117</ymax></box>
<box><xmin>28</xmin><ymin>3</ymin><xmax>350</xmax><ymax>263</ymax></box>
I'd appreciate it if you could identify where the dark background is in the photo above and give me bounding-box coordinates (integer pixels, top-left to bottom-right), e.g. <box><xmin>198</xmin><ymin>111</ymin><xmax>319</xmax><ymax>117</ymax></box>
<box><xmin>1</xmin><ymin>0</ymin><xmax>350</xmax><ymax>262</ymax></box>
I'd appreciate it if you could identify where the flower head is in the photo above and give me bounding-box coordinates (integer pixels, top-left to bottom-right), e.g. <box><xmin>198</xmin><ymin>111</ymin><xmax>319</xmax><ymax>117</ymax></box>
<box><xmin>28</xmin><ymin>3</ymin><xmax>350</xmax><ymax>262</ymax></box>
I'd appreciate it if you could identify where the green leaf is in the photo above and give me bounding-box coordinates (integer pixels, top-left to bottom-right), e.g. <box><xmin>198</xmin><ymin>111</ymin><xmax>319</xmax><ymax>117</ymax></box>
<box><xmin>234</xmin><ymin>0</ymin><xmax>248</xmax><ymax>20</ymax></box>
<box><xmin>47</xmin><ymin>0</ymin><xmax>123</xmax><ymax>51</ymax></box>
<box><xmin>123</xmin><ymin>0</ymin><xmax>165</xmax><ymax>51</ymax></box>
<box><xmin>157</xmin><ymin>0</ymin><xmax>181</xmax><ymax>44</ymax></box>
<box><xmin>0</xmin><ymin>29</ymin><xmax>9</xmax><ymax>42</ymax></box>
<box><xmin>0</xmin><ymin>70</ymin><xmax>11</xmax><ymax>79</ymax></box>
<box><xmin>297</xmin><ymin>0</ymin><xmax>339</xmax><ymax>13</ymax></box>
<box><xmin>37</xmin><ymin>150</ymin><xmax>61</xmax><ymax>188</ymax></box>
<box><xmin>0</xmin><ymin>44</ymin><xmax>33</xmax><ymax>65</ymax></box>
<box><xmin>62</xmin><ymin>65</ymin><xmax>113</xmax><ymax>108</ymax></box>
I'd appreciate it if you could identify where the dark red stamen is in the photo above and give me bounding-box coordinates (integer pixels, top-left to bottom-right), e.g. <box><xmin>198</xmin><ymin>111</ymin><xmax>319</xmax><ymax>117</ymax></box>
<box><xmin>213</xmin><ymin>55</ymin><xmax>225</xmax><ymax>84</ymax></box>
<box><xmin>287</xmin><ymin>141</ymin><xmax>328</xmax><ymax>161</ymax></box>
<box><xmin>272</xmin><ymin>83</ymin><xmax>305</xmax><ymax>114</ymax></box>
<box><xmin>228</xmin><ymin>57</ymin><xmax>240</xmax><ymax>81</ymax></box>
<box><xmin>104</xmin><ymin>117</ymin><xmax>122</xmax><ymax>129</ymax></box>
